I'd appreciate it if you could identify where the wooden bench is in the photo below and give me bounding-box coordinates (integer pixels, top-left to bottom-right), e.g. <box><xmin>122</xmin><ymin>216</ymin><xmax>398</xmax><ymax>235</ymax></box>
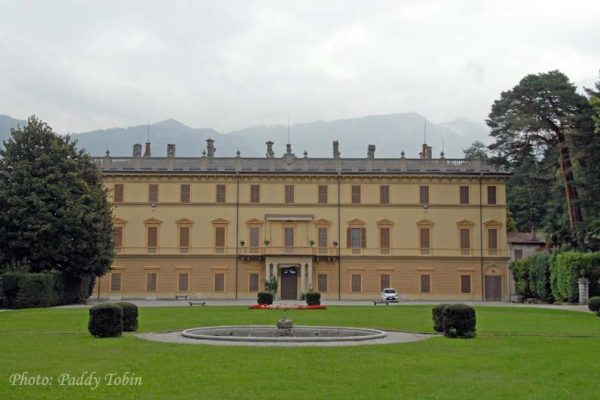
<box><xmin>189</xmin><ymin>301</ymin><xmax>206</xmax><ymax>307</ymax></box>
<box><xmin>175</xmin><ymin>295</ymin><xmax>188</xmax><ymax>300</ymax></box>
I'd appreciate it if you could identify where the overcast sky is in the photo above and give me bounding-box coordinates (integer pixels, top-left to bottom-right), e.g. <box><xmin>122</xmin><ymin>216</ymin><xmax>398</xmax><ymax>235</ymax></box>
<box><xmin>1</xmin><ymin>0</ymin><xmax>599</xmax><ymax>134</ymax></box>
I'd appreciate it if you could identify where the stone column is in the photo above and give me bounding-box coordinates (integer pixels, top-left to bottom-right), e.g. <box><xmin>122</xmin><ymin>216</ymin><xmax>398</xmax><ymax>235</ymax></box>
<box><xmin>265</xmin><ymin>262</ymin><xmax>271</xmax><ymax>282</ymax></box>
<box><xmin>300</xmin><ymin>264</ymin><xmax>306</xmax><ymax>294</ymax></box>
<box><xmin>307</xmin><ymin>263</ymin><xmax>313</xmax><ymax>291</ymax></box>
<box><xmin>578</xmin><ymin>278</ymin><xmax>590</xmax><ymax>305</ymax></box>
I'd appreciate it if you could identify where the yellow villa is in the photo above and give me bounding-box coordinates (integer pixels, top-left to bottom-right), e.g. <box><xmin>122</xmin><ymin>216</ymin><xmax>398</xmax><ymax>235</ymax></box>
<box><xmin>92</xmin><ymin>139</ymin><xmax>510</xmax><ymax>301</ymax></box>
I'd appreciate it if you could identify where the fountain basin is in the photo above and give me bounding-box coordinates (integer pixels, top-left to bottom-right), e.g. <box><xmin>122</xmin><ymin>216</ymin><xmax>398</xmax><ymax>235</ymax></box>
<box><xmin>181</xmin><ymin>325</ymin><xmax>386</xmax><ymax>343</ymax></box>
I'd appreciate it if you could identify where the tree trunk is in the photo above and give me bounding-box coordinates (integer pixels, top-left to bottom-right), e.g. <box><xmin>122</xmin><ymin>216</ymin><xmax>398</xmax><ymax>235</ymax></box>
<box><xmin>556</xmin><ymin>134</ymin><xmax>583</xmax><ymax>229</ymax></box>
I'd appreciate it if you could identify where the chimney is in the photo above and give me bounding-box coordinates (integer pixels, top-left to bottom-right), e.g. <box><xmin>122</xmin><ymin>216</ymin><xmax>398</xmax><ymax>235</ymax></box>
<box><xmin>206</xmin><ymin>139</ymin><xmax>215</xmax><ymax>158</ymax></box>
<box><xmin>333</xmin><ymin>140</ymin><xmax>340</xmax><ymax>159</ymax></box>
<box><xmin>419</xmin><ymin>143</ymin><xmax>432</xmax><ymax>159</ymax></box>
<box><xmin>266</xmin><ymin>141</ymin><xmax>274</xmax><ymax>158</ymax></box>
<box><xmin>286</xmin><ymin>143</ymin><xmax>293</xmax><ymax>155</ymax></box>
<box><xmin>167</xmin><ymin>144</ymin><xmax>176</xmax><ymax>158</ymax></box>
<box><xmin>144</xmin><ymin>142</ymin><xmax>151</xmax><ymax>157</ymax></box>
<box><xmin>367</xmin><ymin>144</ymin><xmax>376</xmax><ymax>159</ymax></box>
<box><xmin>133</xmin><ymin>143</ymin><xmax>142</xmax><ymax>157</ymax></box>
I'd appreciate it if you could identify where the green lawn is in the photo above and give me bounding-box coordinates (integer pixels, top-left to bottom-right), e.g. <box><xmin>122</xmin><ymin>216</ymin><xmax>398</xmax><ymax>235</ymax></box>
<box><xmin>0</xmin><ymin>306</ymin><xmax>598</xmax><ymax>399</ymax></box>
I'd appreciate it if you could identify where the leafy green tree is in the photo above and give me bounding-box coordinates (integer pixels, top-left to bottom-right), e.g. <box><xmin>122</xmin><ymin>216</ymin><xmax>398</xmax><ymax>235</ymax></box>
<box><xmin>462</xmin><ymin>140</ymin><xmax>490</xmax><ymax>161</ymax></box>
<box><xmin>487</xmin><ymin>70</ymin><xmax>593</xmax><ymax>230</ymax></box>
<box><xmin>0</xmin><ymin>116</ymin><xmax>114</xmax><ymax>297</ymax></box>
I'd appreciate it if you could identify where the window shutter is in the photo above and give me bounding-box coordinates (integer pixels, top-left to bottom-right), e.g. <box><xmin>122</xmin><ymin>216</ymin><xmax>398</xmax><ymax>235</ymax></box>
<box><xmin>460</xmin><ymin>186</ymin><xmax>469</xmax><ymax>204</ymax></box>
<box><xmin>147</xmin><ymin>227</ymin><xmax>158</xmax><ymax>249</ymax></box>
<box><xmin>149</xmin><ymin>184</ymin><xmax>158</xmax><ymax>203</ymax></box>
<box><xmin>380</xmin><ymin>274</ymin><xmax>390</xmax><ymax>291</ymax></box>
<box><xmin>346</xmin><ymin>228</ymin><xmax>351</xmax><ymax>248</ymax></box>
<box><xmin>420</xmin><ymin>274</ymin><xmax>431</xmax><ymax>293</ymax></box>
<box><xmin>113</xmin><ymin>184</ymin><xmax>124</xmax><ymax>203</ymax></box>
<box><xmin>180</xmin><ymin>184</ymin><xmax>190</xmax><ymax>203</ymax></box>
<box><xmin>178</xmin><ymin>273</ymin><xmax>189</xmax><ymax>292</ymax></box>
<box><xmin>361</xmin><ymin>228</ymin><xmax>367</xmax><ymax>248</ymax></box>
<box><xmin>318</xmin><ymin>185</ymin><xmax>328</xmax><ymax>203</ymax></box>
<box><xmin>251</xmin><ymin>185</ymin><xmax>260</xmax><ymax>203</ymax></box>
<box><xmin>420</xmin><ymin>186</ymin><xmax>429</xmax><ymax>204</ymax></box>
<box><xmin>179</xmin><ymin>226</ymin><xmax>190</xmax><ymax>250</ymax></box>
<box><xmin>146</xmin><ymin>273</ymin><xmax>157</xmax><ymax>292</ymax></box>
<box><xmin>380</xmin><ymin>228</ymin><xmax>390</xmax><ymax>249</ymax></box>
<box><xmin>114</xmin><ymin>227</ymin><xmax>123</xmax><ymax>249</ymax></box>
<box><xmin>487</xmin><ymin>186</ymin><xmax>497</xmax><ymax>204</ymax></box>
<box><xmin>214</xmin><ymin>273</ymin><xmax>225</xmax><ymax>292</ymax></box>
<box><xmin>420</xmin><ymin>228</ymin><xmax>430</xmax><ymax>252</ymax></box>
<box><xmin>460</xmin><ymin>229</ymin><xmax>470</xmax><ymax>251</ymax></box>
<box><xmin>461</xmin><ymin>275</ymin><xmax>471</xmax><ymax>294</ymax></box>
<box><xmin>380</xmin><ymin>185</ymin><xmax>389</xmax><ymax>204</ymax></box>
<box><xmin>318</xmin><ymin>273</ymin><xmax>328</xmax><ymax>292</ymax></box>
<box><xmin>215</xmin><ymin>227</ymin><xmax>225</xmax><ymax>248</ymax></box>
<box><xmin>488</xmin><ymin>229</ymin><xmax>498</xmax><ymax>249</ymax></box>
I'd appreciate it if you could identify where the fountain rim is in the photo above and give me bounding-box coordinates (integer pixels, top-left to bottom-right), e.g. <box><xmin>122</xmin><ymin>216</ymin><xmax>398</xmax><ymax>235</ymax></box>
<box><xmin>181</xmin><ymin>325</ymin><xmax>387</xmax><ymax>343</ymax></box>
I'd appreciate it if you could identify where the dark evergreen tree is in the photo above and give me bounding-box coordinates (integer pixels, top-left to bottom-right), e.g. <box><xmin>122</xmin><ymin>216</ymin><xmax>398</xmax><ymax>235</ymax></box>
<box><xmin>0</xmin><ymin>116</ymin><xmax>114</xmax><ymax>300</ymax></box>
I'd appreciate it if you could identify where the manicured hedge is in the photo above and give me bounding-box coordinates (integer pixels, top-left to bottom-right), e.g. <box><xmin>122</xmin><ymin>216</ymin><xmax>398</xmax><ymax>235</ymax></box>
<box><xmin>0</xmin><ymin>272</ymin><xmax>59</xmax><ymax>309</ymax></box>
<box><xmin>432</xmin><ymin>303</ymin><xmax>449</xmax><ymax>333</ymax></box>
<box><xmin>510</xmin><ymin>260</ymin><xmax>532</xmax><ymax>299</ymax></box>
<box><xmin>257</xmin><ymin>291</ymin><xmax>274</xmax><ymax>305</ymax></box>
<box><xmin>528</xmin><ymin>254</ymin><xmax>553</xmax><ymax>302</ymax></box>
<box><xmin>589</xmin><ymin>296</ymin><xmax>600</xmax><ymax>316</ymax></box>
<box><xmin>117</xmin><ymin>302</ymin><xmax>138</xmax><ymax>332</ymax></box>
<box><xmin>305</xmin><ymin>292</ymin><xmax>321</xmax><ymax>306</ymax></box>
<box><xmin>441</xmin><ymin>304</ymin><xmax>476</xmax><ymax>338</ymax></box>
<box><xmin>88</xmin><ymin>303</ymin><xmax>123</xmax><ymax>338</ymax></box>
<box><xmin>550</xmin><ymin>252</ymin><xmax>600</xmax><ymax>303</ymax></box>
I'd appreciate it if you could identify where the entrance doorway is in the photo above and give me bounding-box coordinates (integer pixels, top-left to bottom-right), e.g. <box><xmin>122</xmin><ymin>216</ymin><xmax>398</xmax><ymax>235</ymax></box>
<box><xmin>280</xmin><ymin>267</ymin><xmax>298</xmax><ymax>300</ymax></box>
<box><xmin>485</xmin><ymin>276</ymin><xmax>502</xmax><ymax>301</ymax></box>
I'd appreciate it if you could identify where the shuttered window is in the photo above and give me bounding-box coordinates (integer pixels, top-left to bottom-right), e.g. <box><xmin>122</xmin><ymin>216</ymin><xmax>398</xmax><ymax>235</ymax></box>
<box><xmin>419</xmin><ymin>228</ymin><xmax>430</xmax><ymax>255</ymax></box>
<box><xmin>460</xmin><ymin>186</ymin><xmax>469</xmax><ymax>204</ymax></box>
<box><xmin>351</xmin><ymin>185</ymin><xmax>361</xmax><ymax>204</ymax></box>
<box><xmin>216</xmin><ymin>184</ymin><xmax>226</xmax><ymax>203</ymax></box>
<box><xmin>488</xmin><ymin>228</ymin><xmax>498</xmax><ymax>255</ymax></box>
<box><xmin>380</xmin><ymin>185</ymin><xmax>390</xmax><ymax>204</ymax></box>
<box><xmin>146</xmin><ymin>272</ymin><xmax>157</xmax><ymax>292</ymax></box>
<box><xmin>318</xmin><ymin>185</ymin><xmax>328</xmax><ymax>204</ymax></box>
<box><xmin>461</xmin><ymin>275</ymin><xmax>471</xmax><ymax>294</ymax></box>
<box><xmin>380</xmin><ymin>274</ymin><xmax>391</xmax><ymax>291</ymax></box>
<box><xmin>285</xmin><ymin>185</ymin><xmax>294</xmax><ymax>203</ymax></box>
<box><xmin>178</xmin><ymin>272</ymin><xmax>189</xmax><ymax>292</ymax></box>
<box><xmin>179</xmin><ymin>226</ymin><xmax>190</xmax><ymax>253</ymax></box>
<box><xmin>420</xmin><ymin>274</ymin><xmax>431</xmax><ymax>293</ymax></box>
<box><xmin>380</xmin><ymin>228</ymin><xmax>390</xmax><ymax>254</ymax></box>
<box><xmin>180</xmin><ymin>184</ymin><xmax>190</xmax><ymax>203</ymax></box>
<box><xmin>148</xmin><ymin>184</ymin><xmax>158</xmax><ymax>203</ymax></box>
<box><xmin>214</xmin><ymin>273</ymin><xmax>225</xmax><ymax>292</ymax></box>
<box><xmin>419</xmin><ymin>185</ymin><xmax>429</xmax><ymax>205</ymax></box>
<box><xmin>249</xmin><ymin>273</ymin><xmax>259</xmax><ymax>292</ymax></box>
<box><xmin>347</xmin><ymin>227</ymin><xmax>366</xmax><ymax>253</ymax></box>
<box><xmin>250</xmin><ymin>185</ymin><xmax>260</xmax><ymax>203</ymax></box>
<box><xmin>318</xmin><ymin>273</ymin><xmax>328</xmax><ymax>292</ymax></box>
<box><xmin>110</xmin><ymin>273</ymin><xmax>121</xmax><ymax>292</ymax></box>
<box><xmin>113</xmin><ymin>227</ymin><xmax>123</xmax><ymax>251</ymax></box>
<box><xmin>147</xmin><ymin>226</ymin><xmax>158</xmax><ymax>253</ymax></box>
<box><xmin>514</xmin><ymin>249</ymin><xmax>523</xmax><ymax>260</ymax></box>
<box><xmin>284</xmin><ymin>227</ymin><xmax>294</xmax><ymax>251</ymax></box>
<box><xmin>351</xmin><ymin>274</ymin><xmax>362</xmax><ymax>292</ymax></box>
<box><xmin>249</xmin><ymin>227</ymin><xmax>260</xmax><ymax>253</ymax></box>
<box><xmin>460</xmin><ymin>228</ymin><xmax>470</xmax><ymax>255</ymax></box>
<box><xmin>318</xmin><ymin>227</ymin><xmax>328</xmax><ymax>254</ymax></box>
<box><xmin>215</xmin><ymin>227</ymin><xmax>225</xmax><ymax>253</ymax></box>
<box><xmin>113</xmin><ymin>184</ymin><xmax>124</xmax><ymax>203</ymax></box>
<box><xmin>487</xmin><ymin>186</ymin><xmax>497</xmax><ymax>205</ymax></box>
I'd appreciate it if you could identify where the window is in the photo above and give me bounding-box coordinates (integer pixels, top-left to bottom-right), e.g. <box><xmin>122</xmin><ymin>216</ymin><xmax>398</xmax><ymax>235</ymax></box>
<box><xmin>216</xmin><ymin>184</ymin><xmax>226</xmax><ymax>203</ymax></box>
<box><xmin>249</xmin><ymin>227</ymin><xmax>260</xmax><ymax>253</ymax></box>
<box><xmin>214</xmin><ymin>273</ymin><xmax>225</xmax><ymax>292</ymax></box>
<box><xmin>178</xmin><ymin>272</ymin><xmax>189</xmax><ymax>292</ymax></box>
<box><xmin>110</xmin><ymin>273</ymin><xmax>121</xmax><ymax>292</ymax></box>
<box><xmin>113</xmin><ymin>226</ymin><xmax>123</xmax><ymax>252</ymax></box>
<box><xmin>318</xmin><ymin>273</ymin><xmax>328</xmax><ymax>292</ymax></box>
<box><xmin>514</xmin><ymin>249</ymin><xmax>523</xmax><ymax>260</ymax></box>
<box><xmin>380</xmin><ymin>227</ymin><xmax>390</xmax><ymax>255</ymax></box>
<box><xmin>419</xmin><ymin>228</ymin><xmax>430</xmax><ymax>255</ymax></box>
<box><xmin>460</xmin><ymin>228</ymin><xmax>470</xmax><ymax>255</ymax></box>
<box><xmin>351</xmin><ymin>274</ymin><xmax>362</xmax><ymax>292</ymax></box>
<box><xmin>460</xmin><ymin>186</ymin><xmax>469</xmax><ymax>204</ymax></box>
<box><xmin>347</xmin><ymin>227</ymin><xmax>366</xmax><ymax>254</ymax></box>
<box><xmin>461</xmin><ymin>275</ymin><xmax>471</xmax><ymax>294</ymax></box>
<box><xmin>180</xmin><ymin>184</ymin><xmax>190</xmax><ymax>203</ymax></box>
<box><xmin>380</xmin><ymin>185</ymin><xmax>390</xmax><ymax>204</ymax></box>
<box><xmin>215</xmin><ymin>226</ymin><xmax>225</xmax><ymax>253</ymax></box>
<box><xmin>318</xmin><ymin>227</ymin><xmax>328</xmax><ymax>254</ymax></box>
<box><xmin>419</xmin><ymin>185</ymin><xmax>429</xmax><ymax>205</ymax></box>
<box><xmin>249</xmin><ymin>273</ymin><xmax>259</xmax><ymax>292</ymax></box>
<box><xmin>149</xmin><ymin>184</ymin><xmax>158</xmax><ymax>203</ymax></box>
<box><xmin>488</xmin><ymin>228</ymin><xmax>498</xmax><ymax>255</ymax></box>
<box><xmin>113</xmin><ymin>184</ymin><xmax>124</xmax><ymax>203</ymax></box>
<box><xmin>420</xmin><ymin>274</ymin><xmax>431</xmax><ymax>293</ymax></box>
<box><xmin>284</xmin><ymin>227</ymin><xmax>294</xmax><ymax>252</ymax></box>
<box><xmin>146</xmin><ymin>272</ymin><xmax>157</xmax><ymax>292</ymax></box>
<box><xmin>318</xmin><ymin>185</ymin><xmax>328</xmax><ymax>204</ymax></box>
<box><xmin>147</xmin><ymin>226</ymin><xmax>158</xmax><ymax>253</ymax></box>
<box><xmin>250</xmin><ymin>185</ymin><xmax>260</xmax><ymax>203</ymax></box>
<box><xmin>285</xmin><ymin>185</ymin><xmax>294</xmax><ymax>203</ymax></box>
<box><xmin>380</xmin><ymin>274</ymin><xmax>391</xmax><ymax>291</ymax></box>
<box><xmin>487</xmin><ymin>186</ymin><xmax>497</xmax><ymax>205</ymax></box>
<box><xmin>179</xmin><ymin>226</ymin><xmax>190</xmax><ymax>253</ymax></box>
<box><xmin>351</xmin><ymin>185</ymin><xmax>361</xmax><ymax>204</ymax></box>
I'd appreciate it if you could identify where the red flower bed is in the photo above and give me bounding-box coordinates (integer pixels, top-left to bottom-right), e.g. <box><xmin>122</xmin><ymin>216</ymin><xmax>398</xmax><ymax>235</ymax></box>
<box><xmin>248</xmin><ymin>304</ymin><xmax>327</xmax><ymax>310</ymax></box>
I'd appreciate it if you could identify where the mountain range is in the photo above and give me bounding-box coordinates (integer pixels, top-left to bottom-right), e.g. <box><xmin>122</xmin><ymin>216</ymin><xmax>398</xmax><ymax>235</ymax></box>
<box><xmin>0</xmin><ymin>113</ymin><xmax>490</xmax><ymax>159</ymax></box>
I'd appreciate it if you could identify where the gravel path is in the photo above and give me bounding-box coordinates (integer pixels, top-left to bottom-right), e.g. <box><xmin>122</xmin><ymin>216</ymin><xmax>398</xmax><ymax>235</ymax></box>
<box><xmin>136</xmin><ymin>330</ymin><xmax>433</xmax><ymax>347</ymax></box>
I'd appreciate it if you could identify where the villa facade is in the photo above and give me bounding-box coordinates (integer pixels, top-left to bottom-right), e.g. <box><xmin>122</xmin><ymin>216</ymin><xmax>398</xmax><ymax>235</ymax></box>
<box><xmin>92</xmin><ymin>140</ymin><xmax>511</xmax><ymax>301</ymax></box>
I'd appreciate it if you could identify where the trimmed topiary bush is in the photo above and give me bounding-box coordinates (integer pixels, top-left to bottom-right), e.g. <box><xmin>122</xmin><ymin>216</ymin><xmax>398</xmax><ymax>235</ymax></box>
<box><xmin>432</xmin><ymin>303</ymin><xmax>449</xmax><ymax>332</ymax></box>
<box><xmin>88</xmin><ymin>303</ymin><xmax>123</xmax><ymax>338</ymax></box>
<box><xmin>15</xmin><ymin>273</ymin><xmax>59</xmax><ymax>308</ymax></box>
<box><xmin>305</xmin><ymin>291</ymin><xmax>321</xmax><ymax>306</ymax></box>
<box><xmin>442</xmin><ymin>303</ymin><xmax>476</xmax><ymax>338</ymax></box>
<box><xmin>117</xmin><ymin>302</ymin><xmax>138</xmax><ymax>331</ymax></box>
<box><xmin>257</xmin><ymin>291</ymin><xmax>274</xmax><ymax>305</ymax></box>
<box><xmin>589</xmin><ymin>296</ymin><xmax>600</xmax><ymax>316</ymax></box>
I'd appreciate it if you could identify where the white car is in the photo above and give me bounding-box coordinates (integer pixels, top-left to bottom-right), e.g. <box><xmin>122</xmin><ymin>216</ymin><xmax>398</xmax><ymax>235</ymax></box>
<box><xmin>381</xmin><ymin>288</ymin><xmax>399</xmax><ymax>302</ymax></box>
